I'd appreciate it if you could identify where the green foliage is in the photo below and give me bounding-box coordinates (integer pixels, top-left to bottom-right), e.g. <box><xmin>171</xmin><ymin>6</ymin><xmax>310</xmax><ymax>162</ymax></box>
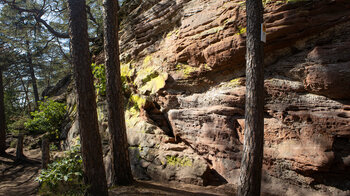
<box><xmin>50</xmin><ymin>143</ymin><xmax>58</xmax><ymax>151</ymax></box>
<box><xmin>25</xmin><ymin>99</ymin><xmax>66</xmax><ymax>139</ymax></box>
<box><xmin>10</xmin><ymin>140</ymin><xmax>17</xmax><ymax>148</ymax></box>
<box><xmin>91</xmin><ymin>63</ymin><xmax>106</xmax><ymax>96</ymax></box>
<box><xmin>7</xmin><ymin>116</ymin><xmax>30</xmax><ymax>134</ymax></box>
<box><xmin>36</xmin><ymin>144</ymin><xmax>85</xmax><ymax>195</ymax></box>
<box><xmin>3</xmin><ymin>88</ymin><xmax>24</xmax><ymax>125</ymax></box>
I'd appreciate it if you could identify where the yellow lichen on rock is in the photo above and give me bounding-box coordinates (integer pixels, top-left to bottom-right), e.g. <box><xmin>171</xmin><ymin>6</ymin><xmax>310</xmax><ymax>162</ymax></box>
<box><xmin>165</xmin><ymin>155</ymin><xmax>193</xmax><ymax>167</ymax></box>
<box><xmin>176</xmin><ymin>63</ymin><xmax>197</xmax><ymax>78</ymax></box>
<box><xmin>139</xmin><ymin>73</ymin><xmax>168</xmax><ymax>95</ymax></box>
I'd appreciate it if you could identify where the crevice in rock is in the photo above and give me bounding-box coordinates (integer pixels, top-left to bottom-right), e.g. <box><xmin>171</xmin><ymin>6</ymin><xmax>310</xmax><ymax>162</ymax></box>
<box><xmin>203</xmin><ymin>168</ymin><xmax>228</xmax><ymax>186</ymax></box>
<box><xmin>145</xmin><ymin>101</ymin><xmax>175</xmax><ymax>138</ymax></box>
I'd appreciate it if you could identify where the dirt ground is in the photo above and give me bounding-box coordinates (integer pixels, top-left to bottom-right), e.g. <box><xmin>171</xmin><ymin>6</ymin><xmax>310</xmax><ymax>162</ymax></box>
<box><xmin>0</xmin><ymin>148</ymin><xmax>41</xmax><ymax>196</ymax></box>
<box><xmin>109</xmin><ymin>181</ymin><xmax>237</xmax><ymax>196</ymax></box>
<box><xmin>0</xmin><ymin>148</ymin><xmax>236</xmax><ymax>196</ymax></box>
<box><xmin>1</xmin><ymin>148</ymin><xmax>347</xmax><ymax>196</ymax></box>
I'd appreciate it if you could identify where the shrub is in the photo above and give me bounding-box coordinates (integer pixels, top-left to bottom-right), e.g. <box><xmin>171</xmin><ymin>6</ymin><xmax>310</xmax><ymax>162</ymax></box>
<box><xmin>7</xmin><ymin>116</ymin><xmax>30</xmax><ymax>134</ymax></box>
<box><xmin>25</xmin><ymin>99</ymin><xmax>66</xmax><ymax>139</ymax></box>
<box><xmin>36</xmin><ymin>144</ymin><xmax>86</xmax><ymax>195</ymax></box>
<box><xmin>91</xmin><ymin>63</ymin><xmax>106</xmax><ymax>96</ymax></box>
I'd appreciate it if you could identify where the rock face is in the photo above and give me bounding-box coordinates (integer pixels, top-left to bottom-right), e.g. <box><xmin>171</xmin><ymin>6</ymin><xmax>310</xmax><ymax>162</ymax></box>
<box><xmin>56</xmin><ymin>0</ymin><xmax>350</xmax><ymax>193</ymax></box>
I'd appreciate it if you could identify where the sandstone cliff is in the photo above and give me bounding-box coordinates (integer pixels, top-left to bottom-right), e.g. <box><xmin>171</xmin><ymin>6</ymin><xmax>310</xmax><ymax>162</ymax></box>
<box><xmin>61</xmin><ymin>0</ymin><xmax>350</xmax><ymax>194</ymax></box>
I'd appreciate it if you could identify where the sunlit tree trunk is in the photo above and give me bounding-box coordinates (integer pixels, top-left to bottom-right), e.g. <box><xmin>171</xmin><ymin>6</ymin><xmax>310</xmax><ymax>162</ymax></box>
<box><xmin>67</xmin><ymin>0</ymin><xmax>108</xmax><ymax>195</ymax></box>
<box><xmin>238</xmin><ymin>0</ymin><xmax>264</xmax><ymax>195</ymax></box>
<box><xmin>17</xmin><ymin>72</ymin><xmax>32</xmax><ymax>113</ymax></box>
<box><xmin>26</xmin><ymin>49</ymin><xmax>39</xmax><ymax>108</ymax></box>
<box><xmin>103</xmin><ymin>0</ymin><xmax>133</xmax><ymax>185</ymax></box>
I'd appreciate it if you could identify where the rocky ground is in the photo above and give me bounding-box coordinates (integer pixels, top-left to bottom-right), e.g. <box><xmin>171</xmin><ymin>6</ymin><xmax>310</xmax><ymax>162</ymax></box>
<box><xmin>0</xmin><ymin>146</ymin><xmax>348</xmax><ymax>196</ymax></box>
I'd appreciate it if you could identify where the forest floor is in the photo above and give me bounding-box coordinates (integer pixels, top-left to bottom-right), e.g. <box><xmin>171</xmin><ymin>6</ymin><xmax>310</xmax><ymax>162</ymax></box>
<box><xmin>0</xmin><ymin>148</ymin><xmax>41</xmax><ymax>196</ymax></box>
<box><xmin>0</xmin><ymin>147</ymin><xmax>342</xmax><ymax>196</ymax></box>
<box><xmin>0</xmin><ymin>148</ymin><xmax>235</xmax><ymax>196</ymax></box>
<box><xmin>109</xmin><ymin>181</ymin><xmax>236</xmax><ymax>196</ymax></box>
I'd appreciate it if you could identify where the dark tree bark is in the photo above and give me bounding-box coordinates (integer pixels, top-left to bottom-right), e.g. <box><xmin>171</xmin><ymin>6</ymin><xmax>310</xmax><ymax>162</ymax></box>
<box><xmin>0</xmin><ymin>68</ymin><xmax>6</xmax><ymax>154</ymax></box>
<box><xmin>238</xmin><ymin>0</ymin><xmax>264</xmax><ymax>195</ymax></box>
<box><xmin>41</xmin><ymin>136</ymin><xmax>50</xmax><ymax>169</ymax></box>
<box><xmin>67</xmin><ymin>0</ymin><xmax>108</xmax><ymax>195</ymax></box>
<box><xmin>27</xmin><ymin>52</ymin><xmax>39</xmax><ymax>108</ymax></box>
<box><xmin>102</xmin><ymin>0</ymin><xmax>133</xmax><ymax>185</ymax></box>
<box><xmin>16</xmin><ymin>134</ymin><xmax>24</xmax><ymax>161</ymax></box>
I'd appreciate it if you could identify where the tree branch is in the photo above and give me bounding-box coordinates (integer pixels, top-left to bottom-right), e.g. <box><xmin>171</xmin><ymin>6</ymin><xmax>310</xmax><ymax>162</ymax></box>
<box><xmin>1</xmin><ymin>0</ymin><xmax>98</xmax><ymax>41</ymax></box>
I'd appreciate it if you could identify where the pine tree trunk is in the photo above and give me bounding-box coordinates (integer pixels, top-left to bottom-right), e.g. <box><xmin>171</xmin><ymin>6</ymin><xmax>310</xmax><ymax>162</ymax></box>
<box><xmin>28</xmin><ymin>52</ymin><xmax>39</xmax><ymax>108</ymax></box>
<box><xmin>102</xmin><ymin>0</ymin><xmax>133</xmax><ymax>185</ymax></box>
<box><xmin>16</xmin><ymin>134</ymin><xmax>24</xmax><ymax>161</ymax></box>
<box><xmin>238</xmin><ymin>0</ymin><xmax>264</xmax><ymax>195</ymax></box>
<box><xmin>67</xmin><ymin>0</ymin><xmax>108</xmax><ymax>195</ymax></box>
<box><xmin>19</xmin><ymin>76</ymin><xmax>32</xmax><ymax>113</ymax></box>
<box><xmin>0</xmin><ymin>68</ymin><xmax>6</xmax><ymax>154</ymax></box>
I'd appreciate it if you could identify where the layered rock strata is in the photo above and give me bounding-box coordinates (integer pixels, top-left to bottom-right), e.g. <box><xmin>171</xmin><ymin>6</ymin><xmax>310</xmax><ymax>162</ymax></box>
<box><xmin>58</xmin><ymin>0</ymin><xmax>350</xmax><ymax>193</ymax></box>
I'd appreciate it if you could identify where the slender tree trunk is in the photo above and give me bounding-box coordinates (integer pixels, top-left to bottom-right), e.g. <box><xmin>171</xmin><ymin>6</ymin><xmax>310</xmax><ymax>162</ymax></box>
<box><xmin>26</xmin><ymin>81</ymin><xmax>32</xmax><ymax>112</ymax></box>
<box><xmin>16</xmin><ymin>134</ymin><xmax>24</xmax><ymax>161</ymax></box>
<box><xmin>238</xmin><ymin>0</ymin><xmax>264</xmax><ymax>195</ymax></box>
<box><xmin>103</xmin><ymin>0</ymin><xmax>133</xmax><ymax>185</ymax></box>
<box><xmin>28</xmin><ymin>52</ymin><xmax>39</xmax><ymax>108</ymax></box>
<box><xmin>18</xmin><ymin>73</ymin><xmax>31</xmax><ymax>113</ymax></box>
<box><xmin>67</xmin><ymin>0</ymin><xmax>108</xmax><ymax>195</ymax></box>
<box><xmin>0</xmin><ymin>69</ymin><xmax>6</xmax><ymax>154</ymax></box>
<box><xmin>42</xmin><ymin>136</ymin><xmax>50</xmax><ymax>169</ymax></box>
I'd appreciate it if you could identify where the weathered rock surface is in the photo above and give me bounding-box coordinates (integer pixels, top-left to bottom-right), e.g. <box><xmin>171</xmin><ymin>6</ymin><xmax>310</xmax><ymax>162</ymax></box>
<box><xmin>117</xmin><ymin>0</ymin><xmax>350</xmax><ymax>192</ymax></box>
<box><xmin>55</xmin><ymin>0</ymin><xmax>350</xmax><ymax>194</ymax></box>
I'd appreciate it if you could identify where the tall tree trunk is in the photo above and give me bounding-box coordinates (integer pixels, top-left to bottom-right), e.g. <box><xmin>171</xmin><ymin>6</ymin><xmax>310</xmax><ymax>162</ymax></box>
<box><xmin>18</xmin><ymin>72</ymin><xmax>31</xmax><ymax>113</ymax></box>
<box><xmin>238</xmin><ymin>0</ymin><xmax>264</xmax><ymax>195</ymax></box>
<box><xmin>103</xmin><ymin>0</ymin><xmax>133</xmax><ymax>185</ymax></box>
<box><xmin>28</xmin><ymin>52</ymin><xmax>39</xmax><ymax>108</ymax></box>
<box><xmin>67</xmin><ymin>0</ymin><xmax>108</xmax><ymax>195</ymax></box>
<box><xmin>0</xmin><ymin>68</ymin><xmax>6</xmax><ymax>154</ymax></box>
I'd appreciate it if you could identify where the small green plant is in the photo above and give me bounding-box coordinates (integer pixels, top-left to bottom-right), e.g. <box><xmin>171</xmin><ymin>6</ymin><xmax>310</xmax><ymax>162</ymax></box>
<box><xmin>91</xmin><ymin>63</ymin><xmax>106</xmax><ymax>96</ymax></box>
<box><xmin>50</xmin><ymin>143</ymin><xmax>58</xmax><ymax>151</ymax></box>
<box><xmin>25</xmin><ymin>99</ymin><xmax>66</xmax><ymax>140</ymax></box>
<box><xmin>36</xmin><ymin>144</ymin><xmax>85</xmax><ymax>195</ymax></box>
<box><xmin>7</xmin><ymin>116</ymin><xmax>30</xmax><ymax>133</ymax></box>
<box><xmin>10</xmin><ymin>140</ymin><xmax>17</xmax><ymax>148</ymax></box>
